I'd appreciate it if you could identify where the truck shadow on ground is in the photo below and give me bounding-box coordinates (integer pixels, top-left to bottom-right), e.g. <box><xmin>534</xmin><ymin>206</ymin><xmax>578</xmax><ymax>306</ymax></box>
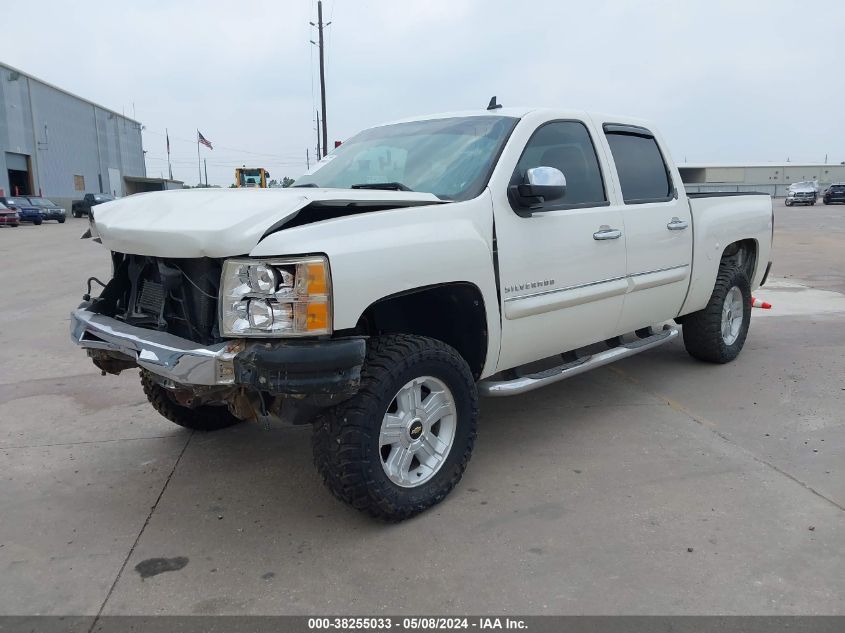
<box><xmin>135</xmin><ymin>361</ymin><xmax>661</xmax><ymax>524</ymax></box>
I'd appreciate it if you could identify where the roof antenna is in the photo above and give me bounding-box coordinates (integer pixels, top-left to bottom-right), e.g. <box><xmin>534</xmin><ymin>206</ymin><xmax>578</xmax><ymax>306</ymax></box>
<box><xmin>487</xmin><ymin>96</ymin><xmax>502</xmax><ymax>111</ymax></box>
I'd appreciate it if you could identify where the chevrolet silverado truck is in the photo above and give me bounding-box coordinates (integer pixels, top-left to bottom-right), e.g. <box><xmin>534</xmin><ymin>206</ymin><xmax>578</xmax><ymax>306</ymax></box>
<box><xmin>71</xmin><ymin>107</ymin><xmax>773</xmax><ymax>521</ymax></box>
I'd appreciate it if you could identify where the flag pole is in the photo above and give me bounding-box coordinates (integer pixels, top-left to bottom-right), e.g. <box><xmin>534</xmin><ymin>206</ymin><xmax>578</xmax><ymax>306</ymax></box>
<box><xmin>197</xmin><ymin>131</ymin><xmax>202</xmax><ymax>186</ymax></box>
<box><xmin>166</xmin><ymin>128</ymin><xmax>172</xmax><ymax>180</ymax></box>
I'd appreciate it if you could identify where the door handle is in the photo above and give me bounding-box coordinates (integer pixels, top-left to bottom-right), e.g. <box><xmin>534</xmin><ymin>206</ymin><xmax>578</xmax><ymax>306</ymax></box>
<box><xmin>593</xmin><ymin>226</ymin><xmax>622</xmax><ymax>240</ymax></box>
<box><xmin>667</xmin><ymin>217</ymin><xmax>689</xmax><ymax>231</ymax></box>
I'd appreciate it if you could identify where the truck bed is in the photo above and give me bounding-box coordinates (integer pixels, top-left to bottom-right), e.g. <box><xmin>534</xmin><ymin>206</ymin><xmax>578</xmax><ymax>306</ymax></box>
<box><xmin>679</xmin><ymin>191</ymin><xmax>774</xmax><ymax>317</ymax></box>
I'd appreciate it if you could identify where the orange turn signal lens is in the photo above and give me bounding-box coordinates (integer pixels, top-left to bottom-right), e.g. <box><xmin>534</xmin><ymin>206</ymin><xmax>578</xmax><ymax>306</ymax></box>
<box><xmin>305</xmin><ymin>262</ymin><xmax>328</xmax><ymax>295</ymax></box>
<box><xmin>305</xmin><ymin>301</ymin><xmax>329</xmax><ymax>331</ymax></box>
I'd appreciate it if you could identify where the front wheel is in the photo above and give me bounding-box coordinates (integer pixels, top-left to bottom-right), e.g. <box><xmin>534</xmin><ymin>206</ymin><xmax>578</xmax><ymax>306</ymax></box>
<box><xmin>785</xmin><ymin>199</ymin><xmax>793</xmax><ymax>206</ymax></box>
<box><xmin>312</xmin><ymin>334</ymin><xmax>478</xmax><ymax>521</ymax></box>
<box><xmin>33</xmin><ymin>219</ymin><xmax>42</xmax><ymax>225</ymax></box>
<box><xmin>682</xmin><ymin>263</ymin><xmax>751</xmax><ymax>363</ymax></box>
<box><xmin>140</xmin><ymin>370</ymin><xmax>243</xmax><ymax>431</ymax></box>
<box><xmin>58</xmin><ymin>217</ymin><xmax>66</xmax><ymax>223</ymax></box>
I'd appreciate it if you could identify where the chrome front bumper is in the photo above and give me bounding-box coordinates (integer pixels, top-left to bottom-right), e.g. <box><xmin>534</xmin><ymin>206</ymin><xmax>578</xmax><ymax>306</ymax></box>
<box><xmin>70</xmin><ymin>306</ymin><xmax>367</xmax><ymax>396</ymax></box>
<box><xmin>70</xmin><ymin>306</ymin><xmax>240</xmax><ymax>386</ymax></box>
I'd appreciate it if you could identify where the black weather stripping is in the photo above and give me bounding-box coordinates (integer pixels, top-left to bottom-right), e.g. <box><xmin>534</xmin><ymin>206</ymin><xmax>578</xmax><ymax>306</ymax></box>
<box><xmin>687</xmin><ymin>191</ymin><xmax>770</xmax><ymax>198</ymax></box>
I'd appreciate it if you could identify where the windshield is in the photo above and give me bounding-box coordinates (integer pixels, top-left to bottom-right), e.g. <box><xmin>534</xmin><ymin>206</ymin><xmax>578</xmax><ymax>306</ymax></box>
<box><xmin>239</xmin><ymin>169</ymin><xmax>261</xmax><ymax>187</ymax></box>
<box><xmin>238</xmin><ymin>170</ymin><xmax>263</xmax><ymax>187</ymax></box>
<box><xmin>28</xmin><ymin>198</ymin><xmax>55</xmax><ymax>207</ymax></box>
<box><xmin>296</xmin><ymin>116</ymin><xmax>518</xmax><ymax>201</ymax></box>
<box><xmin>4</xmin><ymin>197</ymin><xmax>28</xmax><ymax>206</ymax></box>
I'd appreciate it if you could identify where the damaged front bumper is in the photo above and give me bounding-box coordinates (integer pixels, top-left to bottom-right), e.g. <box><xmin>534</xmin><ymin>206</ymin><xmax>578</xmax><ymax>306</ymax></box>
<box><xmin>70</xmin><ymin>305</ymin><xmax>366</xmax><ymax>397</ymax></box>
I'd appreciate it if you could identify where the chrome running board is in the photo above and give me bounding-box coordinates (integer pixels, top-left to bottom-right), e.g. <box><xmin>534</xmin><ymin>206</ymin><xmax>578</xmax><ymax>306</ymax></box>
<box><xmin>478</xmin><ymin>325</ymin><xmax>679</xmax><ymax>397</ymax></box>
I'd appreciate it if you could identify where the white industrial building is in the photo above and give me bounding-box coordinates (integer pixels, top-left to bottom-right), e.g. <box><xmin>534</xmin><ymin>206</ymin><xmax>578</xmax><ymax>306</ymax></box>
<box><xmin>0</xmin><ymin>62</ymin><xmax>180</xmax><ymax>210</ymax></box>
<box><xmin>680</xmin><ymin>163</ymin><xmax>845</xmax><ymax>197</ymax></box>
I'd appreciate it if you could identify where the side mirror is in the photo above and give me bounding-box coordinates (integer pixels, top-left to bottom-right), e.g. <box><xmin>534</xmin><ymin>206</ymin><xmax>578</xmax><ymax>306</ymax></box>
<box><xmin>509</xmin><ymin>166</ymin><xmax>566</xmax><ymax>213</ymax></box>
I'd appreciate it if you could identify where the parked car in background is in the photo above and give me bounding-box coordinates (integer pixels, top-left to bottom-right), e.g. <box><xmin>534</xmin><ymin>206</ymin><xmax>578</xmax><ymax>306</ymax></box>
<box><xmin>27</xmin><ymin>197</ymin><xmax>67</xmax><ymax>223</ymax></box>
<box><xmin>785</xmin><ymin>181</ymin><xmax>817</xmax><ymax>206</ymax></box>
<box><xmin>822</xmin><ymin>183</ymin><xmax>845</xmax><ymax>205</ymax></box>
<box><xmin>0</xmin><ymin>196</ymin><xmax>43</xmax><ymax>225</ymax></box>
<box><xmin>72</xmin><ymin>193</ymin><xmax>114</xmax><ymax>218</ymax></box>
<box><xmin>0</xmin><ymin>202</ymin><xmax>20</xmax><ymax>227</ymax></box>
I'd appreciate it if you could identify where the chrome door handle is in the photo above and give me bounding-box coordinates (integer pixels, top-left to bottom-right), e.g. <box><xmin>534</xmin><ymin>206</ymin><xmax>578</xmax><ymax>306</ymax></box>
<box><xmin>667</xmin><ymin>217</ymin><xmax>689</xmax><ymax>230</ymax></box>
<box><xmin>593</xmin><ymin>226</ymin><xmax>622</xmax><ymax>240</ymax></box>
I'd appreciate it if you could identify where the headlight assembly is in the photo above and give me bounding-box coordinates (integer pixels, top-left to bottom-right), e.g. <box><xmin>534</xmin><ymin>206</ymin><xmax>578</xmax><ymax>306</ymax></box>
<box><xmin>219</xmin><ymin>256</ymin><xmax>331</xmax><ymax>337</ymax></box>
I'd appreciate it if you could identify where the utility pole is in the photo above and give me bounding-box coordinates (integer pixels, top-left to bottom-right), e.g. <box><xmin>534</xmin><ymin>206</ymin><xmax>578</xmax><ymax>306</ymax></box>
<box><xmin>311</xmin><ymin>1</ymin><xmax>330</xmax><ymax>157</ymax></box>
<box><xmin>316</xmin><ymin>110</ymin><xmax>322</xmax><ymax>160</ymax></box>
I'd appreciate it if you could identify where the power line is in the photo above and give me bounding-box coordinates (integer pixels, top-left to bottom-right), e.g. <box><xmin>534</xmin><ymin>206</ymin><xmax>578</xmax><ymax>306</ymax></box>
<box><xmin>146</xmin><ymin>156</ymin><xmax>306</xmax><ymax>168</ymax></box>
<box><xmin>309</xmin><ymin>0</ymin><xmax>317</xmax><ymax>131</ymax></box>
<box><xmin>143</xmin><ymin>128</ymin><xmax>303</xmax><ymax>159</ymax></box>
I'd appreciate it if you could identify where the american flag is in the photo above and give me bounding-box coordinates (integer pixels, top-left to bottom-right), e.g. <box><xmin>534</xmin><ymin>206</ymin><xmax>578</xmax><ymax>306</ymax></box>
<box><xmin>197</xmin><ymin>130</ymin><xmax>213</xmax><ymax>150</ymax></box>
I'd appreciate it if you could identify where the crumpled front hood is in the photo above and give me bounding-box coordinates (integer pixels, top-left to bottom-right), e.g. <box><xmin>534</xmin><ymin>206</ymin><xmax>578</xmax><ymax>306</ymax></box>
<box><xmin>92</xmin><ymin>187</ymin><xmax>442</xmax><ymax>257</ymax></box>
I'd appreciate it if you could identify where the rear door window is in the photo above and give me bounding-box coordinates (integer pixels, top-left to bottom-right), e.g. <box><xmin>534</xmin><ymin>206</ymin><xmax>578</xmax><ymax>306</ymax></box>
<box><xmin>604</xmin><ymin>125</ymin><xmax>673</xmax><ymax>204</ymax></box>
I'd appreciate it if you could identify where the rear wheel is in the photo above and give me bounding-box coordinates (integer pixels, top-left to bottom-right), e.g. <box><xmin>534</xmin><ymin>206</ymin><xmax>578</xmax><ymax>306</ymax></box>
<box><xmin>682</xmin><ymin>263</ymin><xmax>751</xmax><ymax>364</ymax></box>
<box><xmin>312</xmin><ymin>334</ymin><xmax>478</xmax><ymax>521</ymax></box>
<box><xmin>140</xmin><ymin>370</ymin><xmax>243</xmax><ymax>431</ymax></box>
<box><xmin>58</xmin><ymin>217</ymin><xmax>66</xmax><ymax>224</ymax></box>
<box><xmin>33</xmin><ymin>218</ymin><xmax>42</xmax><ymax>225</ymax></box>
<box><xmin>72</xmin><ymin>210</ymin><xmax>80</xmax><ymax>218</ymax></box>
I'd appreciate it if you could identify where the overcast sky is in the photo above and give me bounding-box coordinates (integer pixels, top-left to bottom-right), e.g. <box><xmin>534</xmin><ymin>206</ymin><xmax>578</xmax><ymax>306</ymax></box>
<box><xmin>4</xmin><ymin>0</ymin><xmax>844</xmax><ymax>186</ymax></box>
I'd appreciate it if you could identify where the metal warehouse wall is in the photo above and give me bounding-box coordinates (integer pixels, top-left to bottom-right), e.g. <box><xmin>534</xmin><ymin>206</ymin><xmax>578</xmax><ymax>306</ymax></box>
<box><xmin>0</xmin><ymin>63</ymin><xmax>144</xmax><ymax>206</ymax></box>
<box><xmin>681</xmin><ymin>164</ymin><xmax>845</xmax><ymax>197</ymax></box>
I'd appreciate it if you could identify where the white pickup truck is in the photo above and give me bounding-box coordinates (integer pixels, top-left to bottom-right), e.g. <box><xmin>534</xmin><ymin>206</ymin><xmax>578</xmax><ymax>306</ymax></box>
<box><xmin>72</xmin><ymin>106</ymin><xmax>773</xmax><ymax>520</ymax></box>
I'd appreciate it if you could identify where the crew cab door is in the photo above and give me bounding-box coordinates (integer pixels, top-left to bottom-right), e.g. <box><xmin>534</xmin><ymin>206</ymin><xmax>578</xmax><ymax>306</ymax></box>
<box><xmin>491</xmin><ymin>117</ymin><xmax>628</xmax><ymax>372</ymax></box>
<box><xmin>598</xmin><ymin>123</ymin><xmax>693</xmax><ymax>332</ymax></box>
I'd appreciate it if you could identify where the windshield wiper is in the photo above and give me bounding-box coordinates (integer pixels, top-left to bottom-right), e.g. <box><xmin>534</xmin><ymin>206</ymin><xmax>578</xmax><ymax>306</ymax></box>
<box><xmin>350</xmin><ymin>182</ymin><xmax>413</xmax><ymax>192</ymax></box>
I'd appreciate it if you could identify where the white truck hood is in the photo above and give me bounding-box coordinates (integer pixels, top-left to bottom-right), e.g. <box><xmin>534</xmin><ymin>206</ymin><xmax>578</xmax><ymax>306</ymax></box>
<box><xmin>92</xmin><ymin>188</ymin><xmax>442</xmax><ymax>258</ymax></box>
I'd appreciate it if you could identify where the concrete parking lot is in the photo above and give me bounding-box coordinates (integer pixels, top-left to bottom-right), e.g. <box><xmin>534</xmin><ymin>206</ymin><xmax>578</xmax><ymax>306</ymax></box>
<box><xmin>1</xmin><ymin>200</ymin><xmax>843</xmax><ymax>616</ymax></box>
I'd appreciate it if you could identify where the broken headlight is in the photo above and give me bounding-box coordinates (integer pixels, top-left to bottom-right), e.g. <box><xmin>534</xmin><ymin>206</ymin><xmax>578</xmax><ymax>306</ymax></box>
<box><xmin>219</xmin><ymin>256</ymin><xmax>331</xmax><ymax>337</ymax></box>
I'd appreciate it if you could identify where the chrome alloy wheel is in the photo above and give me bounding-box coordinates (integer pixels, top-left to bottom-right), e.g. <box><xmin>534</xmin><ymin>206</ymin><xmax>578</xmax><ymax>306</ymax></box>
<box><xmin>721</xmin><ymin>286</ymin><xmax>745</xmax><ymax>346</ymax></box>
<box><xmin>379</xmin><ymin>376</ymin><xmax>457</xmax><ymax>488</ymax></box>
